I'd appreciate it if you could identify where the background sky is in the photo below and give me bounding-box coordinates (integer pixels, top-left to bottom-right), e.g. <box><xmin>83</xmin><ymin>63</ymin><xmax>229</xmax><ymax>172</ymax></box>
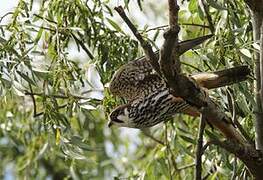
<box><xmin>0</xmin><ymin>1</ymin><xmax>18</xmax><ymax>20</ymax></box>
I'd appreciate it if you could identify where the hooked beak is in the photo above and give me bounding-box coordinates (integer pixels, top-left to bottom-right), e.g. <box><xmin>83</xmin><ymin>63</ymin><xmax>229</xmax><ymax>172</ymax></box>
<box><xmin>108</xmin><ymin>120</ymin><xmax>113</xmax><ymax>128</ymax></box>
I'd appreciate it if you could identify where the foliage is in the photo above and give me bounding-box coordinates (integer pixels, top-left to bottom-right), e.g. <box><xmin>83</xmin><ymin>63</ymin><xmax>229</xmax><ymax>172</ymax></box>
<box><xmin>0</xmin><ymin>0</ymin><xmax>255</xmax><ymax>179</ymax></box>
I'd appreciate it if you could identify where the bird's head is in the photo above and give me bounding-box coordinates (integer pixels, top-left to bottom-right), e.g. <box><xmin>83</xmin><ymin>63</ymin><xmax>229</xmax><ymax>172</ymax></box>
<box><xmin>108</xmin><ymin>104</ymin><xmax>133</xmax><ymax>128</ymax></box>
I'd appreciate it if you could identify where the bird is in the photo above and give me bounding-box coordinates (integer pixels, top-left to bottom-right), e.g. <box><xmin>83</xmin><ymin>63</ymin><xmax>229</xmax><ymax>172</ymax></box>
<box><xmin>107</xmin><ymin>35</ymin><xmax>250</xmax><ymax>139</ymax></box>
<box><xmin>109</xmin><ymin>34</ymin><xmax>214</xmax><ymax>102</ymax></box>
<box><xmin>108</xmin><ymin>65</ymin><xmax>250</xmax><ymax>128</ymax></box>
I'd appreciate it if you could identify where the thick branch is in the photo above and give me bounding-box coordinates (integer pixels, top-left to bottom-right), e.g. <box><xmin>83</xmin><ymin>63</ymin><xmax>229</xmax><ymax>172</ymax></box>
<box><xmin>160</xmin><ymin>28</ymin><xmax>180</xmax><ymax>79</ymax></box>
<box><xmin>257</xmin><ymin>17</ymin><xmax>263</xmax><ymax>150</ymax></box>
<box><xmin>159</xmin><ymin>1</ymin><xmax>246</xmax><ymax>145</ymax></box>
<box><xmin>244</xmin><ymin>0</ymin><xmax>263</xmax><ymax>12</ymax></box>
<box><xmin>167</xmin><ymin>0</ymin><xmax>181</xmax><ymax>75</ymax></box>
<box><xmin>248</xmin><ymin>3</ymin><xmax>263</xmax><ymax>151</ymax></box>
<box><xmin>160</xmin><ymin>32</ymin><xmax>208</xmax><ymax>107</ymax></box>
<box><xmin>159</xmin><ymin>1</ymin><xmax>207</xmax><ymax>107</ymax></box>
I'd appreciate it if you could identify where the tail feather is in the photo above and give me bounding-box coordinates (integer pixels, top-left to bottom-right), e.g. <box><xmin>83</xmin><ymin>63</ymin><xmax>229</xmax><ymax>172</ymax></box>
<box><xmin>191</xmin><ymin>65</ymin><xmax>250</xmax><ymax>89</ymax></box>
<box><xmin>178</xmin><ymin>34</ymin><xmax>213</xmax><ymax>55</ymax></box>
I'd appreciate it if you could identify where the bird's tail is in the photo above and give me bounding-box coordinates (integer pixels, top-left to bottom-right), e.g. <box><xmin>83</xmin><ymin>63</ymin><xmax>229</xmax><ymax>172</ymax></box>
<box><xmin>191</xmin><ymin>65</ymin><xmax>251</xmax><ymax>89</ymax></box>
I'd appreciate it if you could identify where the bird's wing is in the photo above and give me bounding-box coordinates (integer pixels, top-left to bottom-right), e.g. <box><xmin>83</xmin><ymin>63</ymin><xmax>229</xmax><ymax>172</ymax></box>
<box><xmin>109</xmin><ymin>35</ymin><xmax>250</xmax><ymax>102</ymax></box>
<box><xmin>109</xmin><ymin>59</ymin><xmax>158</xmax><ymax>101</ymax></box>
<box><xmin>109</xmin><ymin>35</ymin><xmax>213</xmax><ymax>101</ymax></box>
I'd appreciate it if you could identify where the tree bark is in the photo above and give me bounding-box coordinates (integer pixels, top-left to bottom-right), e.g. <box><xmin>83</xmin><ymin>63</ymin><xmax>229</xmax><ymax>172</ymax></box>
<box><xmin>249</xmin><ymin>4</ymin><xmax>263</xmax><ymax>151</ymax></box>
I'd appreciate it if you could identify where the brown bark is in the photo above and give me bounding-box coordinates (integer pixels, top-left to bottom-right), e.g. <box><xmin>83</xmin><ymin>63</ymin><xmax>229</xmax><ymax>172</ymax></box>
<box><xmin>251</xmin><ymin>9</ymin><xmax>263</xmax><ymax>151</ymax></box>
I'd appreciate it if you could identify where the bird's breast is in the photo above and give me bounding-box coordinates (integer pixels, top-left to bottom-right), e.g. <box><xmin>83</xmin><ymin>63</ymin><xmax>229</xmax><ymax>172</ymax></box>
<box><xmin>128</xmin><ymin>89</ymin><xmax>189</xmax><ymax>128</ymax></box>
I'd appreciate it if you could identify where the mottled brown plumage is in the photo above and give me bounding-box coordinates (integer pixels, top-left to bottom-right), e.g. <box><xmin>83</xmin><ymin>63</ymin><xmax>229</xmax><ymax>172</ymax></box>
<box><xmin>109</xmin><ymin>35</ymin><xmax>213</xmax><ymax>101</ymax></box>
<box><xmin>108</xmin><ymin>35</ymin><xmax>250</xmax><ymax>129</ymax></box>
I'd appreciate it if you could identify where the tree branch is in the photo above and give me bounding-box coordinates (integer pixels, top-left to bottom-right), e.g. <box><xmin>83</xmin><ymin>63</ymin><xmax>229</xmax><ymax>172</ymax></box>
<box><xmin>200</xmin><ymin>0</ymin><xmax>215</xmax><ymax>33</ymax></box>
<box><xmin>24</xmin><ymin>91</ymin><xmax>91</xmax><ymax>100</ymax></box>
<box><xmin>247</xmin><ymin>1</ymin><xmax>263</xmax><ymax>151</ymax></box>
<box><xmin>114</xmin><ymin>6</ymin><xmax>161</xmax><ymax>75</ymax></box>
<box><xmin>28</xmin><ymin>83</ymin><xmax>38</xmax><ymax>117</ymax></box>
<box><xmin>33</xmin><ymin>104</ymin><xmax>67</xmax><ymax>117</ymax></box>
<box><xmin>195</xmin><ymin>115</ymin><xmax>206</xmax><ymax>180</ymax></box>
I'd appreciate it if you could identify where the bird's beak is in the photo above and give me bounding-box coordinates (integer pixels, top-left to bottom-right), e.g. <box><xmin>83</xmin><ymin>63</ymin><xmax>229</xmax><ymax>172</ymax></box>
<box><xmin>108</xmin><ymin>120</ymin><xmax>113</xmax><ymax>128</ymax></box>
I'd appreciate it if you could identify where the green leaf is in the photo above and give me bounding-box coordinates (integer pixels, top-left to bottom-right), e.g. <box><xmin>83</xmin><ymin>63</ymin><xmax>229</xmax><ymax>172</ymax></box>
<box><xmin>206</xmin><ymin>0</ymin><xmax>228</xmax><ymax>10</ymax></box>
<box><xmin>70</xmin><ymin>136</ymin><xmax>97</xmax><ymax>151</ymax></box>
<box><xmin>240</xmin><ymin>48</ymin><xmax>252</xmax><ymax>58</ymax></box>
<box><xmin>180</xmin><ymin>135</ymin><xmax>196</xmax><ymax>144</ymax></box>
<box><xmin>106</xmin><ymin>18</ymin><xmax>124</xmax><ymax>34</ymax></box>
<box><xmin>34</xmin><ymin>27</ymin><xmax>44</xmax><ymax>44</ymax></box>
<box><xmin>16</xmin><ymin>71</ymin><xmax>37</xmax><ymax>86</ymax></box>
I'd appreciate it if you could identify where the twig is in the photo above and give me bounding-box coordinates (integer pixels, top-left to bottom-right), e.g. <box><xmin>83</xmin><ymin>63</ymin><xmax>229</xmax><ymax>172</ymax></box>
<box><xmin>177</xmin><ymin>163</ymin><xmax>195</xmax><ymax>171</ymax></box>
<box><xmin>114</xmin><ymin>6</ymin><xmax>161</xmax><ymax>75</ymax></box>
<box><xmin>202</xmin><ymin>164</ymin><xmax>217</xmax><ymax>180</ymax></box>
<box><xmin>164</xmin><ymin>124</ymin><xmax>173</xmax><ymax>180</ymax></box>
<box><xmin>201</xmin><ymin>140</ymin><xmax>215</xmax><ymax>154</ymax></box>
<box><xmin>142</xmin><ymin>129</ymin><xmax>165</xmax><ymax>146</ymax></box>
<box><xmin>33</xmin><ymin>14</ymin><xmax>58</xmax><ymax>24</ymax></box>
<box><xmin>200</xmin><ymin>0</ymin><xmax>215</xmax><ymax>33</ymax></box>
<box><xmin>231</xmin><ymin>157</ymin><xmax>237</xmax><ymax>180</ymax></box>
<box><xmin>29</xmin><ymin>83</ymin><xmax>37</xmax><ymax>116</ymax></box>
<box><xmin>33</xmin><ymin>104</ymin><xmax>67</xmax><ymax>117</ymax></box>
<box><xmin>145</xmin><ymin>23</ymin><xmax>210</xmax><ymax>33</ymax></box>
<box><xmin>33</xmin><ymin>14</ymin><xmax>94</xmax><ymax>60</ymax></box>
<box><xmin>145</xmin><ymin>25</ymin><xmax>168</xmax><ymax>32</ymax></box>
<box><xmin>181</xmin><ymin>23</ymin><xmax>210</xmax><ymax>28</ymax></box>
<box><xmin>195</xmin><ymin>114</ymin><xmax>206</xmax><ymax>180</ymax></box>
<box><xmin>70</xmin><ymin>32</ymin><xmax>94</xmax><ymax>60</ymax></box>
<box><xmin>0</xmin><ymin>12</ymin><xmax>13</xmax><ymax>23</ymax></box>
<box><xmin>24</xmin><ymin>91</ymin><xmax>90</xmax><ymax>100</ymax></box>
<box><xmin>181</xmin><ymin>62</ymin><xmax>203</xmax><ymax>72</ymax></box>
<box><xmin>163</xmin><ymin>124</ymin><xmax>180</xmax><ymax>176</ymax></box>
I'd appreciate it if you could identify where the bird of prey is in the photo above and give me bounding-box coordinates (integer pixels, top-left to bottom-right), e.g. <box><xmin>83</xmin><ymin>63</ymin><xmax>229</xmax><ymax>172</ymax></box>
<box><xmin>108</xmin><ymin>35</ymin><xmax>250</xmax><ymax>129</ymax></box>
